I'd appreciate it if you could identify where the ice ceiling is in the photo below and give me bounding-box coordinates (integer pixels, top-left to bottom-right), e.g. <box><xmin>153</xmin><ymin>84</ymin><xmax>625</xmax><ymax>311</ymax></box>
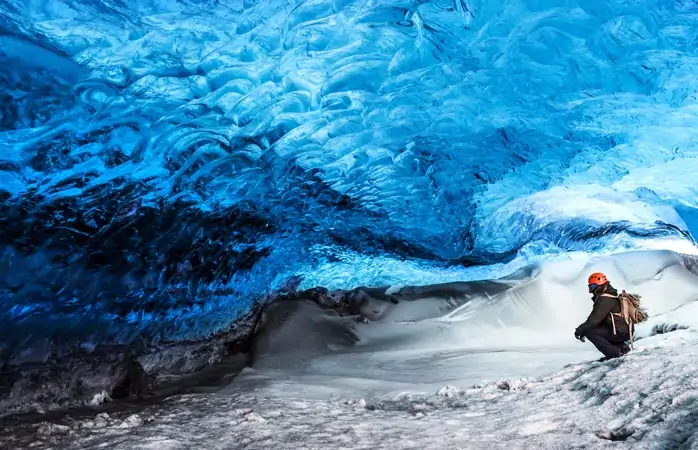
<box><xmin>1</xmin><ymin>0</ymin><xmax>698</xmax><ymax>359</ymax></box>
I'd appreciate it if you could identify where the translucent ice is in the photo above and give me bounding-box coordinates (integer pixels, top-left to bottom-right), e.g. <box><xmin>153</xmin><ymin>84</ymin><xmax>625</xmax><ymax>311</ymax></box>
<box><xmin>1</xmin><ymin>0</ymin><xmax>698</xmax><ymax>353</ymax></box>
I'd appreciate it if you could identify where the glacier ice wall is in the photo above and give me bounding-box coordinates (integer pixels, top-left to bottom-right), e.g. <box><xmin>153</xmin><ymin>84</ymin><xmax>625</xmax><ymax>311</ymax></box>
<box><xmin>2</xmin><ymin>0</ymin><xmax>698</xmax><ymax>358</ymax></box>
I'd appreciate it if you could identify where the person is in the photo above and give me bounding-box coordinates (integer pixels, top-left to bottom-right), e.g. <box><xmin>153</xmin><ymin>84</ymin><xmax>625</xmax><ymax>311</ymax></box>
<box><xmin>574</xmin><ymin>272</ymin><xmax>632</xmax><ymax>361</ymax></box>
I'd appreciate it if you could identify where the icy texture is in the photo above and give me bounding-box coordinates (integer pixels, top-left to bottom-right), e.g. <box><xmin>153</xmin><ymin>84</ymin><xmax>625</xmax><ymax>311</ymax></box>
<box><xmin>2</xmin><ymin>0</ymin><xmax>698</xmax><ymax>354</ymax></box>
<box><xmin>22</xmin><ymin>332</ymin><xmax>698</xmax><ymax>450</ymax></box>
<box><xmin>4</xmin><ymin>249</ymin><xmax>698</xmax><ymax>448</ymax></box>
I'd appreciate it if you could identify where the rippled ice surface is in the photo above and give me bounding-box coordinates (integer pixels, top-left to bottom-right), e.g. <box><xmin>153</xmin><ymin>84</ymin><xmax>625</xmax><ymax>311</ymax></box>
<box><xmin>4</xmin><ymin>249</ymin><xmax>698</xmax><ymax>449</ymax></box>
<box><xmin>4</xmin><ymin>0</ymin><xmax>698</xmax><ymax>358</ymax></box>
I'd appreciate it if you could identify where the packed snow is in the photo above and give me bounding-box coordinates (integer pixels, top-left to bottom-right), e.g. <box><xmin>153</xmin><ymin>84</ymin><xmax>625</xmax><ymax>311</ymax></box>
<box><xmin>7</xmin><ymin>329</ymin><xmax>698</xmax><ymax>449</ymax></box>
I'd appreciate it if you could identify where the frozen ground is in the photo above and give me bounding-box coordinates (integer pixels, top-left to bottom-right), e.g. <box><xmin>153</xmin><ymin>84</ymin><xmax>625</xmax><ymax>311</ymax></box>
<box><xmin>6</xmin><ymin>330</ymin><xmax>698</xmax><ymax>450</ymax></box>
<box><xmin>2</xmin><ymin>249</ymin><xmax>698</xmax><ymax>449</ymax></box>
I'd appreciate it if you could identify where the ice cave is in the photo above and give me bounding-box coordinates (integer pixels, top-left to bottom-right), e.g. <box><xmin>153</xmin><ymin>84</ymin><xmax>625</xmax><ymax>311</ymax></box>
<box><xmin>2</xmin><ymin>0</ymin><xmax>698</xmax><ymax>448</ymax></box>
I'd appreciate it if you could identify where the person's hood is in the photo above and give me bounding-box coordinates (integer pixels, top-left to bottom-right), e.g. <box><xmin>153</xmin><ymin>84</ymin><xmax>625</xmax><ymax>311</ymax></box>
<box><xmin>592</xmin><ymin>283</ymin><xmax>618</xmax><ymax>300</ymax></box>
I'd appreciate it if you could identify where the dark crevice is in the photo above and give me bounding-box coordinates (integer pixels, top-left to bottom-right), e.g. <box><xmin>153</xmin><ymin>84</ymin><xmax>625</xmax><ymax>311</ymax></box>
<box><xmin>110</xmin><ymin>360</ymin><xmax>150</xmax><ymax>400</ymax></box>
<box><xmin>597</xmin><ymin>428</ymin><xmax>635</xmax><ymax>442</ymax></box>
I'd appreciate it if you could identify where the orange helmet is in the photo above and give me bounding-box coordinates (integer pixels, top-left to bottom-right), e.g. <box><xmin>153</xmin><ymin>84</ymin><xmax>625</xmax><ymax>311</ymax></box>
<box><xmin>587</xmin><ymin>272</ymin><xmax>608</xmax><ymax>286</ymax></box>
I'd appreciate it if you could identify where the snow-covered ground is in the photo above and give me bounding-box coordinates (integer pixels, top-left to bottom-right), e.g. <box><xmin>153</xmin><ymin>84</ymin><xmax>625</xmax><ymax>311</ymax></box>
<box><xmin>3</xmin><ymin>249</ymin><xmax>698</xmax><ymax>449</ymax></box>
<box><xmin>8</xmin><ymin>329</ymin><xmax>698</xmax><ymax>450</ymax></box>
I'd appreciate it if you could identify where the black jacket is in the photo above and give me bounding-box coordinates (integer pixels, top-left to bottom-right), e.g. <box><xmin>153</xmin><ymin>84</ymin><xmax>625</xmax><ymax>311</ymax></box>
<box><xmin>575</xmin><ymin>285</ymin><xmax>630</xmax><ymax>337</ymax></box>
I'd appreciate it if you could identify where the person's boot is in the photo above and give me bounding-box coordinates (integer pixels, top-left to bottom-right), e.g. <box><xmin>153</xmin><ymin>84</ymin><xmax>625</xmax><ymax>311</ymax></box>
<box><xmin>597</xmin><ymin>344</ymin><xmax>631</xmax><ymax>362</ymax></box>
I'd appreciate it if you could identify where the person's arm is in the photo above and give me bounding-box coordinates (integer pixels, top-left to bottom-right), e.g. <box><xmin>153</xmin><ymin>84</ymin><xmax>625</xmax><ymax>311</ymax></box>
<box><xmin>575</xmin><ymin>296</ymin><xmax>616</xmax><ymax>336</ymax></box>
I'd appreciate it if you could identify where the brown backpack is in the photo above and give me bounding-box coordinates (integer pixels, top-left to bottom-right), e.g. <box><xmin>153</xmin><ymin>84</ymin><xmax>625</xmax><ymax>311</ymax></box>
<box><xmin>599</xmin><ymin>290</ymin><xmax>649</xmax><ymax>347</ymax></box>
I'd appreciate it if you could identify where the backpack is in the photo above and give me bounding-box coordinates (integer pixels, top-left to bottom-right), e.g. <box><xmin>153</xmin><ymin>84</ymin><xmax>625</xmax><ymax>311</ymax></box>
<box><xmin>600</xmin><ymin>290</ymin><xmax>649</xmax><ymax>347</ymax></box>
